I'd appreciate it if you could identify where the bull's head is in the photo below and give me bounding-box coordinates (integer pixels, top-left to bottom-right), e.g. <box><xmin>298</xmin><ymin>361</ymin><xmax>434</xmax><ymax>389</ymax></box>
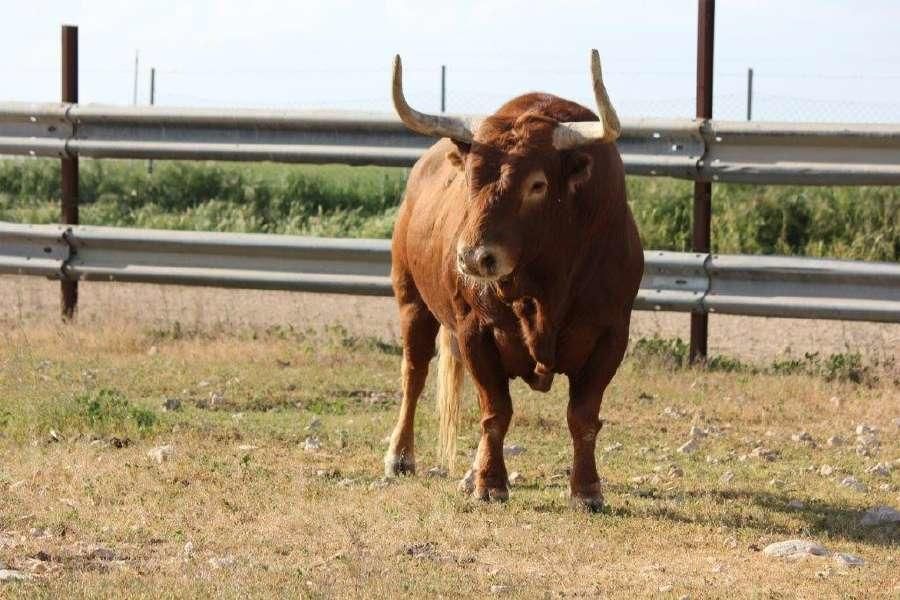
<box><xmin>392</xmin><ymin>50</ymin><xmax>620</xmax><ymax>283</ymax></box>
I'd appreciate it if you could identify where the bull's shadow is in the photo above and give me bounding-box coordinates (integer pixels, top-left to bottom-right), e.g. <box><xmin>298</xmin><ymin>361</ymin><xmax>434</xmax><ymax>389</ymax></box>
<box><xmin>520</xmin><ymin>483</ymin><xmax>899</xmax><ymax>548</ymax></box>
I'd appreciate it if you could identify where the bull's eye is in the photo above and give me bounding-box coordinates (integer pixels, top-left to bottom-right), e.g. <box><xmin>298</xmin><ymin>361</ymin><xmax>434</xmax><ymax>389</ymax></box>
<box><xmin>521</xmin><ymin>170</ymin><xmax>550</xmax><ymax>211</ymax></box>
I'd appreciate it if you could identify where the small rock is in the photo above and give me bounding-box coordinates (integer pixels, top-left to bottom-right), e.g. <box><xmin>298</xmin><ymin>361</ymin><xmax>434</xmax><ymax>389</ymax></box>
<box><xmin>749</xmin><ymin>446</ymin><xmax>776</xmax><ymax>461</ymax></box>
<box><xmin>508</xmin><ymin>471</ymin><xmax>523</xmax><ymax>485</ymax></box>
<box><xmin>677</xmin><ymin>438</ymin><xmax>699</xmax><ymax>454</ymax></box>
<box><xmin>787</xmin><ymin>499</ymin><xmax>806</xmax><ymax>509</ymax></box>
<box><xmin>29</xmin><ymin>527</ymin><xmax>47</xmax><ymax>538</ymax></box>
<box><xmin>87</xmin><ymin>545</ymin><xmax>117</xmax><ymax>561</ymax></box>
<box><xmin>208</xmin><ymin>555</ymin><xmax>235</xmax><ymax>569</ymax></box>
<box><xmin>658</xmin><ymin>584</ymin><xmax>673</xmax><ymax>592</ymax></box>
<box><xmin>0</xmin><ymin>569</ymin><xmax>32</xmax><ymax>582</ymax></box>
<box><xmin>762</xmin><ymin>539</ymin><xmax>828</xmax><ymax>558</ymax></box>
<box><xmin>237</xmin><ymin>444</ymin><xmax>258</xmax><ymax>451</ymax></box>
<box><xmin>860</xmin><ymin>505</ymin><xmax>900</xmax><ymax>526</ymax></box>
<box><xmin>856</xmin><ymin>424</ymin><xmax>876</xmax><ymax>435</ymax></box>
<box><xmin>48</xmin><ymin>429</ymin><xmax>61</xmax><ymax>443</ymax></box>
<box><xmin>198</xmin><ymin>380</ymin><xmax>210</xmax><ymax>388</ymax></box>
<box><xmin>425</xmin><ymin>466</ymin><xmax>448</xmax><ymax>479</ymax></box>
<box><xmin>826</xmin><ymin>436</ymin><xmax>844</xmax><ymax>448</ymax></box>
<box><xmin>503</xmin><ymin>444</ymin><xmax>525</xmax><ymax>456</ymax></box>
<box><xmin>829</xmin><ymin>396</ymin><xmax>842</xmax><ymax>408</ymax></box>
<box><xmin>208</xmin><ymin>392</ymin><xmax>224</xmax><ymax>408</ymax></box>
<box><xmin>183</xmin><ymin>542</ymin><xmax>194</xmax><ymax>557</ymax></box>
<box><xmin>878</xmin><ymin>483</ymin><xmax>894</xmax><ymax>492</ymax></box>
<box><xmin>305</xmin><ymin>417</ymin><xmax>322</xmax><ymax>432</ymax></box>
<box><xmin>768</xmin><ymin>478</ymin><xmax>785</xmax><ymax>488</ymax></box>
<box><xmin>866</xmin><ymin>463</ymin><xmax>891</xmax><ymax>476</ymax></box>
<box><xmin>303</xmin><ymin>437</ymin><xmax>321</xmax><ymax>452</ymax></box>
<box><xmin>819</xmin><ymin>464</ymin><xmax>834</xmax><ymax>477</ymax></box>
<box><xmin>791</xmin><ymin>431</ymin><xmax>813</xmax><ymax>443</ymax></box>
<box><xmin>689</xmin><ymin>424</ymin><xmax>707</xmax><ymax>438</ymax></box>
<box><xmin>832</xmin><ymin>552</ymin><xmax>864</xmax><ymax>568</ymax></box>
<box><xmin>710</xmin><ymin>563</ymin><xmax>725</xmax><ymax>573</ymax></box>
<box><xmin>603</xmin><ymin>442</ymin><xmax>623</xmax><ymax>452</ymax></box>
<box><xmin>630</xmin><ymin>475</ymin><xmax>647</xmax><ymax>484</ymax></box>
<box><xmin>147</xmin><ymin>345</ymin><xmax>158</xmax><ymax>356</ymax></box>
<box><xmin>663</xmin><ymin>406</ymin><xmax>686</xmax><ymax>419</ymax></box>
<box><xmin>840</xmin><ymin>476</ymin><xmax>866</xmax><ymax>492</ymax></box>
<box><xmin>490</xmin><ymin>585</ymin><xmax>509</xmax><ymax>594</ymax></box>
<box><xmin>163</xmin><ymin>398</ymin><xmax>181</xmax><ymax>411</ymax></box>
<box><xmin>147</xmin><ymin>445</ymin><xmax>174</xmax><ymax>464</ymax></box>
<box><xmin>668</xmin><ymin>465</ymin><xmax>684</xmax><ymax>478</ymax></box>
<box><xmin>719</xmin><ymin>470</ymin><xmax>735</xmax><ymax>485</ymax></box>
<box><xmin>337</xmin><ymin>478</ymin><xmax>354</xmax><ymax>487</ymax></box>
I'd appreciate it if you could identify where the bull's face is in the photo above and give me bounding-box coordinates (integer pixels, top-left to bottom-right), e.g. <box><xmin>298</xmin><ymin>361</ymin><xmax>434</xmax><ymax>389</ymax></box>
<box><xmin>450</xmin><ymin>118</ymin><xmax>595</xmax><ymax>282</ymax></box>
<box><xmin>392</xmin><ymin>49</ymin><xmax>620</xmax><ymax>283</ymax></box>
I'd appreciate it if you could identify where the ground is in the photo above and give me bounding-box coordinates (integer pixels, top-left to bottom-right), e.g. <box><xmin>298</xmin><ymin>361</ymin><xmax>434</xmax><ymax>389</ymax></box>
<box><xmin>1</xmin><ymin>276</ymin><xmax>898</xmax><ymax>598</ymax></box>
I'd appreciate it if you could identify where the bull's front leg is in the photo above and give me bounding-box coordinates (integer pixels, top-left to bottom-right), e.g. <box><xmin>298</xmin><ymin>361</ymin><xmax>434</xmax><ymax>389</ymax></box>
<box><xmin>567</xmin><ymin>327</ymin><xmax>628</xmax><ymax>512</ymax></box>
<box><xmin>458</xmin><ymin>321</ymin><xmax>512</xmax><ymax>502</ymax></box>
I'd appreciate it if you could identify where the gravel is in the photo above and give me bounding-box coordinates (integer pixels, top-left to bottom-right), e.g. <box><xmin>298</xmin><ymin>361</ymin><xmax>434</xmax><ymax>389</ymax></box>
<box><xmin>839</xmin><ymin>476</ymin><xmax>867</xmax><ymax>492</ymax></box>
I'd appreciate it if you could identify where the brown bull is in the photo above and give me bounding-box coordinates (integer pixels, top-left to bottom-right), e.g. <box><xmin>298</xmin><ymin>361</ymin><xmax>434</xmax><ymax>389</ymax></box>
<box><xmin>384</xmin><ymin>50</ymin><xmax>644</xmax><ymax>510</ymax></box>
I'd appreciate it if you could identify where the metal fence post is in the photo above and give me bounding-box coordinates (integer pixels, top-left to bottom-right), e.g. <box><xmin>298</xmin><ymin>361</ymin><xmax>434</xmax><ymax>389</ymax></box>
<box><xmin>691</xmin><ymin>0</ymin><xmax>714</xmax><ymax>362</ymax></box>
<box><xmin>746</xmin><ymin>68</ymin><xmax>753</xmax><ymax>121</ymax></box>
<box><xmin>61</xmin><ymin>24</ymin><xmax>79</xmax><ymax>320</ymax></box>
<box><xmin>440</xmin><ymin>65</ymin><xmax>446</xmax><ymax>113</ymax></box>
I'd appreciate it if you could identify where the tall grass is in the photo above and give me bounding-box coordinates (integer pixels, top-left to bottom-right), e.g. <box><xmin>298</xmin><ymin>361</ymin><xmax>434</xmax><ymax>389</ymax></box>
<box><xmin>1</xmin><ymin>158</ymin><xmax>897</xmax><ymax>260</ymax></box>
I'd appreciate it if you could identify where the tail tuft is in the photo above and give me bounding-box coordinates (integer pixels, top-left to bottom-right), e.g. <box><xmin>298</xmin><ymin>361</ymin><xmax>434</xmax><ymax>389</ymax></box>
<box><xmin>436</xmin><ymin>326</ymin><xmax>464</xmax><ymax>472</ymax></box>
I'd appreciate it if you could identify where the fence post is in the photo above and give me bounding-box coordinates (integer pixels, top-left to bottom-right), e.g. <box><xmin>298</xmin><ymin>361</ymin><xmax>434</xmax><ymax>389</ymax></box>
<box><xmin>440</xmin><ymin>65</ymin><xmax>446</xmax><ymax>113</ymax></box>
<box><xmin>746</xmin><ymin>68</ymin><xmax>753</xmax><ymax>121</ymax></box>
<box><xmin>691</xmin><ymin>0</ymin><xmax>714</xmax><ymax>363</ymax></box>
<box><xmin>60</xmin><ymin>24</ymin><xmax>79</xmax><ymax>320</ymax></box>
<box><xmin>148</xmin><ymin>67</ymin><xmax>156</xmax><ymax>174</ymax></box>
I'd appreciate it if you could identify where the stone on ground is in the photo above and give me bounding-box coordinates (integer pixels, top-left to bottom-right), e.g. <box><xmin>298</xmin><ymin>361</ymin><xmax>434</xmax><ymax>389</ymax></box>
<box><xmin>762</xmin><ymin>539</ymin><xmax>828</xmax><ymax>558</ymax></box>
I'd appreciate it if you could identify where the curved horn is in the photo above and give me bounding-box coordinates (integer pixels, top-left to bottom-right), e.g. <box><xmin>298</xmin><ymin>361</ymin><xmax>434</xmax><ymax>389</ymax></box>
<box><xmin>552</xmin><ymin>49</ymin><xmax>622</xmax><ymax>150</ymax></box>
<box><xmin>392</xmin><ymin>55</ymin><xmax>475</xmax><ymax>143</ymax></box>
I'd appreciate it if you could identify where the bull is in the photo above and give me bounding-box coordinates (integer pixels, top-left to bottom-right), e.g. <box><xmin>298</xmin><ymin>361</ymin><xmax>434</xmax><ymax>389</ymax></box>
<box><xmin>384</xmin><ymin>50</ymin><xmax>644</xmax><ymax>511</ymax></box>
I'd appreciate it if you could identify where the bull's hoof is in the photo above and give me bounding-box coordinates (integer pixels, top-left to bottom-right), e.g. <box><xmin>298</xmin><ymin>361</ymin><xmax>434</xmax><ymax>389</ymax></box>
<box><xmin>458</xmin><ymin>468</ymin><xmax>476</xmax><ymax>494</ymax></box>
<box><xmin>383</xmin><ymin>451</ymin><xmax>416</xmax><ymax>477</ymax></box>
<box><xmin>570</xmin><ymin>482</ymin><xmax>605</xmax><ymax>513</ymax></box>
<box><xmin>474</xmin><ymin>485</ymin><xmax>509</xmax><ymax>502</ymax></box>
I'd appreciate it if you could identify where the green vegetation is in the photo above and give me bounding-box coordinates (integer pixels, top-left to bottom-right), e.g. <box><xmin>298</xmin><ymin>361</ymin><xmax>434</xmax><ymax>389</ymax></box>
<box><xmin>1</xmin><ymin>158</ymin><xmax>897</xmax><ymax>260</ymax></box>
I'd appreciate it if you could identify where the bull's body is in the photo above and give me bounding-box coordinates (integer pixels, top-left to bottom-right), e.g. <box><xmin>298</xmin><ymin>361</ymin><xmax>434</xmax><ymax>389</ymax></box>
<box><xmin>384</xmin><ymin>58</ymin><xmax>643</xmax><ymax>509</ymax></box>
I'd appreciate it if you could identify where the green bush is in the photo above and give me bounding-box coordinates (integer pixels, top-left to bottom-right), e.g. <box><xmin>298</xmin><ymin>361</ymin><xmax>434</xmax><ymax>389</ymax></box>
<box><xmin>1</xmin><ymin>158</ymin><xmax>897</xmax><ymax>260</ymax></box>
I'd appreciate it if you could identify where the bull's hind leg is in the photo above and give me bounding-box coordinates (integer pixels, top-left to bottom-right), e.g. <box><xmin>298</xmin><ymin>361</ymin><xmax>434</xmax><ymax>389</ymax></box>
<box><xmin>384</xmin><ymin>295</ymin><xmax>439</xmax><ymax>477</ymax></box>
<box><xmin>566</xmin><ymin>326</ymin><xmax>628</xmax><ymax>511</ymax></box>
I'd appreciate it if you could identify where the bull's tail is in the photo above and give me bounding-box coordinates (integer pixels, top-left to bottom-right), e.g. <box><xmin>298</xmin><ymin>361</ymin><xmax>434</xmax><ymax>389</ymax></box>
<box><xmin>436</xmin><ymin>326</ymin><xmax>464</xmax><ymax>472</ymax></box>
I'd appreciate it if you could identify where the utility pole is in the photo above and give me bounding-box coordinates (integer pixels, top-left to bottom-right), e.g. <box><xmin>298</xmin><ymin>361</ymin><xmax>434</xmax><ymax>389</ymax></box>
<box><xmin>148</xmin><ymin>67</ymin><xmax>156</xmax><ymax>174</ymax></box>
<box><xmin>746</xmin><ymin>67</ymin><xmax>753</xmax><ymax>121</ymax></box>
<box><xmin>441</xmin><ymin>64</ymin><xmax>446</xmax><ymax>113</ymax></box>
<box><xmin>61</xmin><ymin>25</ymin><xmax>79</xmax><ymax>319</ymax></box>
<box><xmin>691</xmin><ymin>0</ymin><xmax>715</xmax><ymax>363</ymax></box>
<box><xmin>132</xmin><ymin>51</ymin><xmax>139</xmax><ymax>105</ymax></box>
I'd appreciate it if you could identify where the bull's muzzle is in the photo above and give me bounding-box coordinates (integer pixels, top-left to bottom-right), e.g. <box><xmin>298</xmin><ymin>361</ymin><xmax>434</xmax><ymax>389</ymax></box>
<box><xmin>457</xmin><ymin>245</ymin><xmax>504</xmax><ymax>280</ymax></box>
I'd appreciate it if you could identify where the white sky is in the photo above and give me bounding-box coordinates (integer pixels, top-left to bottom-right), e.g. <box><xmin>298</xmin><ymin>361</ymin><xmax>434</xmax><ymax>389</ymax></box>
<box><xmin>2</xmin><ymin>0</ymin><xmax>899</xmax><ymax>122</ymax></box>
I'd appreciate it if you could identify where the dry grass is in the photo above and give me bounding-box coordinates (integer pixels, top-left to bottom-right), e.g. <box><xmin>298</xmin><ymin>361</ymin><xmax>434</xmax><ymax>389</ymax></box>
<box><xmin>0</xmin><ymin>289</ymin><xmax>898</xmax><ymax>598</ymax></box>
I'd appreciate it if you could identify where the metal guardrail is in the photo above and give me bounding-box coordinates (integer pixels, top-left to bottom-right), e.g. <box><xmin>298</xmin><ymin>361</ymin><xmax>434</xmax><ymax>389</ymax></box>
<box><xmin>3</xmin><ymin>102</ymin><xmax>900</xmax><ymax>184</ymax></box>
<box><xmin>3</xmin><ymin>222</ymin><xmax>898</xmax><ymax>323</ymax></box>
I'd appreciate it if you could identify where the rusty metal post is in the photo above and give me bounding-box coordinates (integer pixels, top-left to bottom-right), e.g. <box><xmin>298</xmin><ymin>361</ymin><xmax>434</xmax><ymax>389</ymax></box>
<box><xmin>61</xmin><ymin>24</ymin><xmax>79</xmax><ymax>320</ymax></box>
<box><xmin>691</xmin><ymin>0</ymin><xmax>714</xmax><ymax>363</ymax></box>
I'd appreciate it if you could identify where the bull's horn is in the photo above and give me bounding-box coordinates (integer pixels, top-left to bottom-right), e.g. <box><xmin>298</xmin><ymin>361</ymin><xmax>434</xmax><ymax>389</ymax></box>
<box><xmin>392</xmin><ymin>55</ymin><xmax>476</xmax><ymax>143</ymax></box>
<box><xmin>552</xmin><ymin>49</ymin><xmax>621</xmax><ymax>150</ymax></box>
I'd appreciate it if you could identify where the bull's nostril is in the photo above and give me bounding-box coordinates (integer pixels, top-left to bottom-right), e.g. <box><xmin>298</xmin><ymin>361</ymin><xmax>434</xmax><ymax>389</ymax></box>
<box><xmin>476</xmin><ymin>250</ymin><xmax>497</xmax><ymax>274</ymax></box>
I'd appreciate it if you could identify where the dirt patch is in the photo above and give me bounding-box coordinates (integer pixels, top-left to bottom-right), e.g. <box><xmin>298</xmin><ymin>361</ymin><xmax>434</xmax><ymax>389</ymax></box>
<box><xmin>2</xmin><ymin>274</ymin><xmax>897</xmax><ymax>363</ymax></box>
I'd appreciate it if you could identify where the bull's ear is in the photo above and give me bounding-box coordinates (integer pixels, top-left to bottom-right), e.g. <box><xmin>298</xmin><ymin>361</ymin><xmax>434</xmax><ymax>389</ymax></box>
<box><xmin>563</xmin><ymin>151</ymin><xmax>593</xmax><ymax>194</ymax></box>
<box><xmin>446</xmin><ymin>140</ymin><xmax>470</xmax><ymax>171</ymax></box>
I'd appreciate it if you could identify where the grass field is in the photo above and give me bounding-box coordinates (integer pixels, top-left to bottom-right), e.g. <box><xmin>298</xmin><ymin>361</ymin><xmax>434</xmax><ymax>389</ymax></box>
<box><xmin>1</xmin><ymin>159</ymin><xmax>897</xmax><ymax>261</ymax></box>
<box><xmin>1</xmin><ymin>314</ymin><xmax>897</xmax><ymax>598</ymax></box>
